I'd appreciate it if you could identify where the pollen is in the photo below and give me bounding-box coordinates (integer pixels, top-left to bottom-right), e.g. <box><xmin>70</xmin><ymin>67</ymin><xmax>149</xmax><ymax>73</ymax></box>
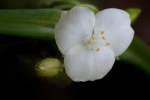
<box><xmin>87</xmin><ymin>40</ymin><xmax>91</xmax><ymax>44</ymax></box>
<box><xmin>99</xmin><ymin>31</ymin><xmax>106</xmax><ymax>40</ymax></box>
<box><xmin>102</xmin><ymin>36</ymin><xmax>106</xmax><ymax>40</ymax></box>
<box><xmin>91</xmin><ymin>33</ymin><xmax>96</xmax><ymax>40</ymax></box>
<box><xmin>96</xmin><ymin>48</ymin><xmax>100</xmax><ymax>52</ymax></box>
<box><xmin>105</xmin><ymin>42</ymin><xmax>110</xmax><ymax>46</ymax></box>
<box><xmin>100</xmin><ymin>31</ymin><xmax>104</xmax><ymax>35</ymax></box>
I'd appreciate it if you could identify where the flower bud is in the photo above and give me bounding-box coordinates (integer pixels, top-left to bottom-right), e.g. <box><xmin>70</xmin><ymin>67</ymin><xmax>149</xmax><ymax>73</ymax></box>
<box><xmin>36</xmin><ymin>58</ymin><xmax>62</xmax><ymax>78</ymax></box>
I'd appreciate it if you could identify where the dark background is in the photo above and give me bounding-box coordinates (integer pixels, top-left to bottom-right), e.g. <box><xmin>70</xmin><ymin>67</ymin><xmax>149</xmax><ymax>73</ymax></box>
<box><xmin>3</xmin><ymin>0</ymin><xmax>150</xmax><ymax>99</ymax></box>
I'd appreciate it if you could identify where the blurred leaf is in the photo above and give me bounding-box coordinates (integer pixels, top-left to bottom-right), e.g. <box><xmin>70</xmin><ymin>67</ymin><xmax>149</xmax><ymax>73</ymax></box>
<box><xmin>0</xmin><ymin>0</ymin><xmax>79</xmax><ymax>8</ymax></box>
<box><xmin>48</xmin><ymin>0</ymin><xmax>79</xmax><ymax>10</ymax></box>
<box><xmin>120</xmin><ymin>37</ymin><xmax>150</xmax><ymax>75</ymax></box>
<box><xmin>79</xmin><ymin>4</ymin><xmax>98</xmax><ymax>13</ymax></box>
<box><xmin>0</xmin><ymin>9</ymin><xmax>60</xmax><ymax>27</ymax></box>
<box><xmin>0</xmin><ymin>9</ymin><xmax>61</xmax><ymax>40</ymax></box>
<box><xmin>120</xmin><ymin>8</ymin><xmax>150</xmax><ymax>75</ymax></box>
<box><xmin>126</xmin><ymin>8</ymin><xmax>141</xmax><ymax>23</ymax></box>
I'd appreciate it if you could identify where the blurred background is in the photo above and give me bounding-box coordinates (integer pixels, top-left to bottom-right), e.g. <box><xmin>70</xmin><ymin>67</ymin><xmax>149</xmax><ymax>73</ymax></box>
<box><xmin>3</xmin><ymin>0</ymin><xmax>150</xmax><ymax>99</ymax></box>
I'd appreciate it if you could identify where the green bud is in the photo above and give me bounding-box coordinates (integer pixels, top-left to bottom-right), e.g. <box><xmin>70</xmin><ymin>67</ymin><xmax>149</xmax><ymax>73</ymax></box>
<box><xmin>36</xmin><ymin>58</ymin><xmax>62</xmax><ymax>77</ymax></box>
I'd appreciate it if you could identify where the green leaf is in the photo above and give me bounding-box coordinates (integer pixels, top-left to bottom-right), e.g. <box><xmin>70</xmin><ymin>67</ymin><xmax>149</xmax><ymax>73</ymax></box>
<box><xmin>79</xmin><ymin>4</ymin><xmax>98</xmax><ymax>13</ymax></box>
<box><xmin>0</xmin><ymin>22</ymin><xmax>54</xmax><ymax>40</ymax></box>
<box><xmin>120</xmin><ymin>8</ymin><xmax>150</xmax><ymax>75</ymax></box>
<box><xmin>48</xmin><ymin>0</ymin><xmax>79</xmax><ymax>10</ymax></box>
<box><xmin>126</xmin><ymin>8</ymin><xmax>141</xmax><ymax>23</ymax></box>
<box><xmin>120</xmin><ymin>37</ymin><xmax>150</xmax><ymax>75</ymax></box>
<box><xmin>0</xmin><ymin>9</ymin><xmax>61</xmax><ymax>40</ymax></box>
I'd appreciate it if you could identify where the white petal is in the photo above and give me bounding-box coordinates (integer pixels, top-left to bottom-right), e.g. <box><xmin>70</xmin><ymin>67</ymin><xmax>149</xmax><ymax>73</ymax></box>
<box><xmin>64</xmin><ymin>45</ymin><xmax>115</xmax><ymax>82</ymax></box>
<box><xmin>94</xmin><ymin>8</ymin><xmax>134</xmax><ymax>56</ymax></box>
<box><xmin>55</xmin><ymin>6</ymin><xmax>95</xmax><ymax>55</ymax></box>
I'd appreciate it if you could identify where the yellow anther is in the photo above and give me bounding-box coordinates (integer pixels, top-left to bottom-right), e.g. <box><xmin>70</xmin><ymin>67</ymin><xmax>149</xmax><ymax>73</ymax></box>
<box><xmin>100</xmin><ymin>31</ymin><xmax>104</xmax><ymax>35</ymax></box>
<box><xmin>99</xmin><ymin>31</ymin><xmax>105</xmax><ymax>40</ymax></box>
<box><xmin>96</xmin><ymin>48</ymin><xmax>100</xmax><ymax>52</ymax></box>
<box><xmin>105</xmin><ymin>42</ymin><xmax>110</xmax><ymax>46</ymax></box>
<box><xmin>102</xmin><ymin>36</ymin><xmax>106</xmax><ymax>40</ymax></box>
<box><xmin>87</xmin><ymin>40</ymin><xmax>91</xmax><ymax>44</ymax></box>
<box><xmin>91</xmin><ymin>33</ymin><xmax>96</xmax><ymax>40</ymax></box>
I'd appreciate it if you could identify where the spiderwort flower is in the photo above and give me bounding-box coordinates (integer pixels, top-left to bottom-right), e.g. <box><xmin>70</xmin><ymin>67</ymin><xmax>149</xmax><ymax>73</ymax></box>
<box><xmin>55</xmin><ymin>6</ymin><xmax>134</xmax><ymax>82</ymax></box>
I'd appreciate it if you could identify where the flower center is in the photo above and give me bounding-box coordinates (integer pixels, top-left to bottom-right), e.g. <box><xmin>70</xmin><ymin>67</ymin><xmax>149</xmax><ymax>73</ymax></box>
<box><xmin>83</xmin><ymin>31</ymin><xmax>110</xmax><ymax>52</ymax></box>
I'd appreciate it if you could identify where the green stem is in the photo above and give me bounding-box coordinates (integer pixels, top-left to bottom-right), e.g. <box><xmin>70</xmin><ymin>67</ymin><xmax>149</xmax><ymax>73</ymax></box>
<box><xmin>0</xmin><ymin>9</ymin><xmax>61</xmax><ymax>40</ymax></box>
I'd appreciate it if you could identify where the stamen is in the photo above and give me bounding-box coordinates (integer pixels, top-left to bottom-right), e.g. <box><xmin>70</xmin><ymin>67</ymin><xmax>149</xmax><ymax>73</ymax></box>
<box><xmin>87</xmin><ymin>40</ymin><xmax>91</xmax><ymax>44</ymax></box>
<box><xmin>102</xmin><ymin>36</ymin><xmax>106</xmax><ymax>40</ymax></box>
<box><xmin>105</xmin><ymin>42</ymin><xmax>110</xmax><ymax>46</ymax></box>
<box><xmin>96</xmin><ymin>48</ymin><xmax>100</xmax><ymax>52</ymax></box>
<box><xmin>99</xmin><ymin>31</ymin><xmax>105</xmax><ymax>40</ymax></box>
<box><xmin>91</xmin><ymin>33</ymin><xmax>96</xmax><ymax>40</ymax></box>
<box><xmin>100</xmin><ymin>31</ymin><xmax>104</xmax><ymax>35</ymax></box>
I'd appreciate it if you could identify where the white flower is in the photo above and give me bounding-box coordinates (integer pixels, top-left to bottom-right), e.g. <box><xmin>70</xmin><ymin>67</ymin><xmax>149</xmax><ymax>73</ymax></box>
<box><xmin>55</xmin><ymin>6</ymin><xmax>134</xmax><ymax>82</ymax></box>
